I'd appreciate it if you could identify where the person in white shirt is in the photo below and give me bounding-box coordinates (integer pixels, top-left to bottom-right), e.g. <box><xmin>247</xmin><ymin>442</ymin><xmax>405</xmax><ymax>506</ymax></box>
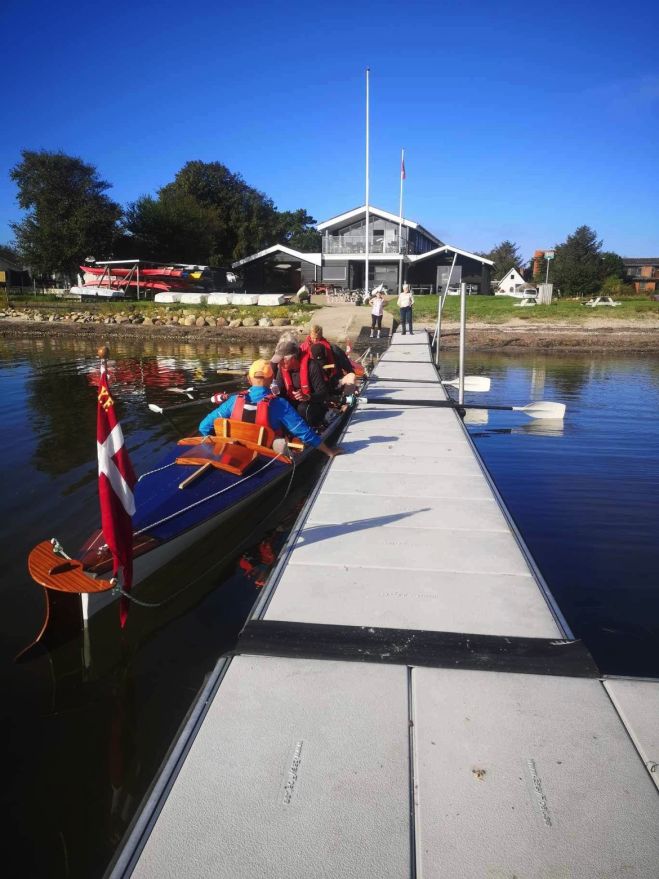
<box><xmin>369</xmin><ymin>290</ymin><xmax>385</xmax><ymax>338</ymax></box>
<box><xmin>397</xmin><ymin>283</ymin><xmax>414</xmax><ymax>335</ymax></box>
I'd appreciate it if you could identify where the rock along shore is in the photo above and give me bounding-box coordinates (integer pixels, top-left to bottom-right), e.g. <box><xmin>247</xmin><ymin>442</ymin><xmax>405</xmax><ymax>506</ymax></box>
<box><xmin>0</xmin><ymin>305</ymin><xmax>657</xmax><ymax>352</ymax></box>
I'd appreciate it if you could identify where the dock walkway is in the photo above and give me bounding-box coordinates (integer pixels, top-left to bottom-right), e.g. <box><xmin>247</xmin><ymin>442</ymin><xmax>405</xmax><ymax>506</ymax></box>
<box><xmin>121</xmin><ymin>333</ymin><xmax>659</xmax><ymax>878</ymax></box>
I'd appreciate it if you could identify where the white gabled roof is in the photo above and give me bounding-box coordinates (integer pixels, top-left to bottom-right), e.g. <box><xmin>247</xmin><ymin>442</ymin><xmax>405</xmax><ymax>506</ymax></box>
<box><xmin>496</xmin><ymin>267</ymin><xmax>525</xmax><ymax>287</ymax></box>
<box><xmin>317</xmin><ymin>205</ymin><xmax>442</xmax><ymax>247</ymax></box>
<box><xmin>408</xmin><ymin>244</ymin><xmax>494</xmax><ymax>266</ymax></box>
<box><xmin>232</xmin><ymin>245</ymin><xmax>322</xmax><ymax>269</ymax></box>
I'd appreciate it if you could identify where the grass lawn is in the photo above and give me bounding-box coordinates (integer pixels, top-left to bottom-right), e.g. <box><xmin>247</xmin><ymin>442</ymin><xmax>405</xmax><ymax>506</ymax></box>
<box><xmin>385</xmin><ymin>295</ymin><xmax>659</xmax><ymax>323</ymax></box>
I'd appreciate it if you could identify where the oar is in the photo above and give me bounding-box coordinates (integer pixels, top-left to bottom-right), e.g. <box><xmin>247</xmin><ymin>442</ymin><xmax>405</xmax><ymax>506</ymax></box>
<box><xmin>364</xmin><ymin>398</ymin><xmax>566</xmax><ymax>419</ymax></box>
<box><xmin>166</xmin><ymin>379</ymin><xmax>238</xmax><ymax>397</ymax></box>
<box><xmin>442</xmin><ymin>376</ymin><xmax>491</xmax><ymax>392</ymax></box>
<box><xmin>370</xmin><ymin>375</ymin><xmax>490</xmax><ymax>392</ymax></box>
<box><xmin>148</xmin><ymin>393</ymin><xmax>232</xmax><ymax>415</ymax></box>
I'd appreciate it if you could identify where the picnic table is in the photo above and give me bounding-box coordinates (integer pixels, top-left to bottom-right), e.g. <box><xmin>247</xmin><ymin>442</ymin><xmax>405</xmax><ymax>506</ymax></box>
<box><xmin>583</xmin><ymin>296</ymin><xmax>619</xmax><ymax>307</ymax></box>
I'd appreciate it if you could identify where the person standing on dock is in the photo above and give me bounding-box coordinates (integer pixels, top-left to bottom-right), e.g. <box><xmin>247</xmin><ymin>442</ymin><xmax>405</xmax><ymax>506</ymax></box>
<box><xmin>198</xmin><ymin>360</ymin><xmax>343</xmax><ymax>458</ymax></box>
<box><xmin>397</xmin><ymin>283</ymin><xmax>414</xmax><ymax>335</ymax></box>
<box><xmin>369</xmin><ymin>289</ymin><xmax>386</xmax><ymax>338</ymax></box>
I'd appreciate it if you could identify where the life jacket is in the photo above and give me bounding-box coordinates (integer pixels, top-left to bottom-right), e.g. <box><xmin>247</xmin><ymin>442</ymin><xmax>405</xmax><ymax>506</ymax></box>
<box><xmin>279</xmin><ymin>353</ymin><xmax>324</xmax><ymax>397</ymax></box>
<box><xmin>300</xmin><ymin>337</ymin><xmax>338</xmax><ymax>379</ymax></box>
<box><xmin>230</xmin><ymin>391</ymin><xmax>280</xmax><ymax>434</ymax></box>
<box><xmin>278</xmin><ymin>363</ymin><xmax>302</xmax><ymax>398</ymax></box>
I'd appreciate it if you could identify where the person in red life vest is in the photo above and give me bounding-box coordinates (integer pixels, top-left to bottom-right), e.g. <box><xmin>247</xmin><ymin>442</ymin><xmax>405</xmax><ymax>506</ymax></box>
<box><xmin>276</xmin><ymin>342</ymin><xmax>329</xmax><ymax>428</ymax></box>
<box><xmin>300</xmin><ymin>324</ymin><xmax>338</xmax><ymax>379</ymax></box>
<box><xmin>198</xmin><ymin>359</ymin><xmax>343</xmax><ymax>458</ymax></box>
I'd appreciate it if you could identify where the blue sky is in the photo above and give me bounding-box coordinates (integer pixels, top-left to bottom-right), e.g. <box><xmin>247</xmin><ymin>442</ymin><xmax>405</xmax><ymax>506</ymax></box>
<box><xmin>1</xmin><ymin>0</ymin><xmax>658</xmax><ymax>261</ymax></box>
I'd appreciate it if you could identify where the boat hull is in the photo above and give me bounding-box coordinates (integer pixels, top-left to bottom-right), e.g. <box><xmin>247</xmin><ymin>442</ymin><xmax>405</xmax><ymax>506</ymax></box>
<box><xmin>82</xmin><ymin>409</ymin><xmax>351</xmax><ymax>618</ymax></box>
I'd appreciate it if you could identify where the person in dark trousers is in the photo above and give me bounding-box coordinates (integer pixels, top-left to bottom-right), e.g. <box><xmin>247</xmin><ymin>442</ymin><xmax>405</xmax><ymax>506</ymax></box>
<box><xmin>397</xmin><ymin>283</ymin><xmax>414</xmax><ymax>335</ymax></box>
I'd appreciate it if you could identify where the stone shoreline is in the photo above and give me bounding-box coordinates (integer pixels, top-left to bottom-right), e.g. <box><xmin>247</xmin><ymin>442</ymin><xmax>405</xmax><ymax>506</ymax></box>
<box><xmin>0</xmin><ymin>314</ymin><xmax>657</xmax><ymax>352</ymax></box>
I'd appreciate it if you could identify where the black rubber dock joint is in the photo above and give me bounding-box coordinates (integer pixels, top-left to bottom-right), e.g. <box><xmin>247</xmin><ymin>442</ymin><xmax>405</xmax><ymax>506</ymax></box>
<box><xmin>235</xmin><ymin>621</ymin><xmax>600</xmax><ymax>678</ymax></box>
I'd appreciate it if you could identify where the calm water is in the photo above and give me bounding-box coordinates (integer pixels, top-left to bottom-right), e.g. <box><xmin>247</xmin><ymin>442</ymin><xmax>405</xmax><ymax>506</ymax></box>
<box><xmin>1</xmin><ymin>336</ymin><xmax>658</xmax><ymax>878</ymax></box>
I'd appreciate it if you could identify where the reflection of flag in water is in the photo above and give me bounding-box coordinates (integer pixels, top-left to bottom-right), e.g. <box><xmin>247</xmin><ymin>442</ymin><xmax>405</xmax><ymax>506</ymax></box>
<box><xmin>97</xmin><ymin>364</ymin><xmax>137</xmax><ymax>628</ymax></box>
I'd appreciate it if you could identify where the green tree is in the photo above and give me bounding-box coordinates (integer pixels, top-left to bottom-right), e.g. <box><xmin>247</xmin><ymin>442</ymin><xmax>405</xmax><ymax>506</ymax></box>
<box><xmin>0</xmin><ymin>243</ymin><xmax>21</xmax><ymax>265</ymax></box>
<box><xmin>10</xmin><ymin>150</ymin><xmax>122</xmax><ymax>278</ymax></box>
<box><xmin>123</xmin><ymin>160</ymin><xmax>319</xmax><ymax>265</ymax></box>
<box><xmin>276</xmin><ymin>209</ymin><xmax>321</xmax><ymax>251</ymax></box>
<box><xmin>600</xmin><ymin>251</ymin><xmax>625</xmax><ymax>281</ymax></box>
<box><xmin>552</xmin><ymin>226</ymin><xmax>603</xmax><ymax>297</ymax></box>
<box><xmin>478</xmin><ymin>240</ymin><xmax>524</xmax><ymax>282</ymax></box>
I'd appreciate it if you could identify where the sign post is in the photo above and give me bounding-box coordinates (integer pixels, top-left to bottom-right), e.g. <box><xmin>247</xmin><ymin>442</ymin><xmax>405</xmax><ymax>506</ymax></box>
<box><xmin>544</xmin><ymin>250</ymin><xmax>555</xmax><ymax>285</ymax></box>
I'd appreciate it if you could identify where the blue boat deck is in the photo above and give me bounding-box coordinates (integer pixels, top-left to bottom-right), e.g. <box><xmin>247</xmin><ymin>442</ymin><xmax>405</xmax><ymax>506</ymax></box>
<box><xmin>116</xmin><ymin>332</ymin><xmax>659</xmax><ymax>879</ymax></box>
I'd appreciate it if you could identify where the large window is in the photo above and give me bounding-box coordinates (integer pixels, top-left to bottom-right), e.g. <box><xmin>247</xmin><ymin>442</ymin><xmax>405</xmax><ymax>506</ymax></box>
<box><xmin>322</xmin><ymin>266</ymin><xmax>347</xmax><ymax>281</ymax></box>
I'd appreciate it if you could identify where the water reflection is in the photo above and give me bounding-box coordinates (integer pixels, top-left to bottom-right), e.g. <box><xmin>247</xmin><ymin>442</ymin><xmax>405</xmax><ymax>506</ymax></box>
<box><xmin>455</xmin><ymin>350</ymin><xmax>659</xmax><ymax>678</ymax></box>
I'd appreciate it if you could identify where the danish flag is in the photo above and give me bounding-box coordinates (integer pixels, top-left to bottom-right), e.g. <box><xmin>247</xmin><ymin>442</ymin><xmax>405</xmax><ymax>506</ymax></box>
<box><xmin>97</xmin><ymin>362</ymin><xmax>137</xmax><ymax>627</ymax></box>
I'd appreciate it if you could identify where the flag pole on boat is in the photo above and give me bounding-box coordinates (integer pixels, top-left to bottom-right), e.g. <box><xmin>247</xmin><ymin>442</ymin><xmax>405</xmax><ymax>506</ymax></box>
<box><xmin>364</xmin><ymin>67</ymin><xmax>370</xmax><ymax>300</ymax></box>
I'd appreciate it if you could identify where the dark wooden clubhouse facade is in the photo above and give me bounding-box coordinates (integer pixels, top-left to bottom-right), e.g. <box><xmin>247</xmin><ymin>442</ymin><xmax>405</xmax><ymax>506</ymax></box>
<box><xmin>232</xmin><ymin>205</ymin><xmax>493</xmax><ymax>295</ymax></box>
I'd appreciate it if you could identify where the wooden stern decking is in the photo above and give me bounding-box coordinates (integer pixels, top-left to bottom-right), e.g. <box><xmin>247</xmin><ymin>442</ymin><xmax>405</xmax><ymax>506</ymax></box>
<box><xmin>118</xmin><ymin>332</ymin><xmax>659</xmax><ymax>879</ymax></box>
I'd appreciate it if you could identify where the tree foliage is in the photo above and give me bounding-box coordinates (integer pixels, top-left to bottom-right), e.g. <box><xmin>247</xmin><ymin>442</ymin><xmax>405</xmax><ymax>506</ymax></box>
<box><xmin>10</xmin><ymin>150</ymin><xmax>122</xmax><ymax>278</ymax></box>
<box><xmin>0</xmin><ymin>242</ymin><xmax>21</xmax><ymax>266</ymax></box>
<box><xmin>123</xmin><ymin>161</ymin><xmax>319</xmax><ymax>265</ymax></box>
<box><xmin>478</xmin><ymin>240</ymin><xmax>524</xmax><ymax>281</ymax></box>
<box><xmin>551</xmin><ymin>226</ymin><xmax>606</xmax><ymax>296</ymax></box>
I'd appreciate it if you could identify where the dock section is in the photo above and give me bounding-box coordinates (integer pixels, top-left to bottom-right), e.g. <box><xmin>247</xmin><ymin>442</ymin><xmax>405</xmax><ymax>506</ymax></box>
<box><xmin>124</xmin><ymin>333</ymin><xmax>659</xmax><ymax>879</ymax></box>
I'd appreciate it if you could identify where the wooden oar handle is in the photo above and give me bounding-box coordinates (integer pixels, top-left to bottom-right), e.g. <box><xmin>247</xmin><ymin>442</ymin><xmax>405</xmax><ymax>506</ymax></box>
<box><xmin>178</xmin><ymin>462</ymin><xmax>212</xmax><ymax>489</ymax></box>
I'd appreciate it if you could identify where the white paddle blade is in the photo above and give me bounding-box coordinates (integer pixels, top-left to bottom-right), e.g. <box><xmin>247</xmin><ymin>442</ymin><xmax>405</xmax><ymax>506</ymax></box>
<box><xmin>167</xmin><ymin>386</ymin><xmax>195</xmax><ymax>394</ymax></box>
<box><xmin>463</xmin><ymin>408</ymin><xmax>489</xmax><ymax>425</ymax></box>
<box><xmin>515</xmin><ymin>401</ymin><xmax>566</xmax><ymax>420</ymax></box>
<box><xmin>148</xmin><ymin>403</ymin><xmax>164</xmax><ymax>414</ymax></box>
<box><xmin>442</xmin><ymin>376</ymin><xmax>491</xmax><ymax>393</ymax></box>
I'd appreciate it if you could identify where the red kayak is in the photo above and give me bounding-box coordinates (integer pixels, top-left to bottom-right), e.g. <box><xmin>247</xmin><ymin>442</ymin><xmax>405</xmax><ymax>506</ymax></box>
<box><xmin>82</xmin><ymin>265</ymin><xmax>206</xmax><ymax>280</ymax></box>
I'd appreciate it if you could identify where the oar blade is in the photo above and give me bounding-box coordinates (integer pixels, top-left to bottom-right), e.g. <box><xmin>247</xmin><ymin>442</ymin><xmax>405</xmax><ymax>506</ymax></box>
<box><xmin>442</xmin><ymin>376</ymin><xmax>491</xmax><ymax>393</ymax></box>
<box><xmin>516</xmin><ymin>401</ymin><xmax>566</xmax><ymax>420</ymax></box>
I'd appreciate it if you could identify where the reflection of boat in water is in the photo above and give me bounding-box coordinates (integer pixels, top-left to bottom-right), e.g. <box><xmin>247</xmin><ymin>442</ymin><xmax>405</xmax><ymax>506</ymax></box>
<box><xmin>27</xmin><ymin>405</ymin><xmax>353</xmax><ymax>629</ymax></box>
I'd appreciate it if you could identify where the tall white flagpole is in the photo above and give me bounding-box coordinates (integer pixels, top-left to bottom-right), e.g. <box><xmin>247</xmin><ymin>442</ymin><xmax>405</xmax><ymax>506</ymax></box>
<box><xmin>364</xmin><ymin>67</ymin><xmax>370</xmax><ymax>299</ymax></box>
<box><xmin>399</xmin><ymin>147</ymin><xmax>405</xmax><ymax>290</ymax></box>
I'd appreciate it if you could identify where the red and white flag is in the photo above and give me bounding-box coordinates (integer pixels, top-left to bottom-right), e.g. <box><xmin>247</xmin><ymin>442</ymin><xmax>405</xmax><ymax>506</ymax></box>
<box><xmin>97</xmin><ymin>363</ymin><xmax>137</xmax><ymax>627</ymax></box>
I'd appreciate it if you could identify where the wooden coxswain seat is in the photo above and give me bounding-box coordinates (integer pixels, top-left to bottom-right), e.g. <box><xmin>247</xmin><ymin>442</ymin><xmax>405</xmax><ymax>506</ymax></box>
<box><xmin>175</xmin><ymin>418</ymin><xmax>296</xmax><ymax>486</ymax></box>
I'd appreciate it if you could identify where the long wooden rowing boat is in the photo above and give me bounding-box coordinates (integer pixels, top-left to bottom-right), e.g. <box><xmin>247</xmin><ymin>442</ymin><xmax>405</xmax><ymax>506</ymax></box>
<box><xmin>26</xmin><ymin>406</ymin><xmax>352</xmax><ymax>633</ymax></box>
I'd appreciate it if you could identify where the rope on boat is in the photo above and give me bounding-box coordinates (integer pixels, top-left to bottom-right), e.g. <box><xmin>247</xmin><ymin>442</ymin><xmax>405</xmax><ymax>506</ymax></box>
<box><xmin>133</xmin><ymin>453</ymin><xmax>286</xmax><ymax>538</ymax></box>
<box><xmin>114</xmin><ymin>453</ymin><xmax>298</xmax><ymax>609</ymax></box>
<box><xmin>138</xmin><ymin>461</ymin><xmax>176</xmax><ymax>480</ymax></box>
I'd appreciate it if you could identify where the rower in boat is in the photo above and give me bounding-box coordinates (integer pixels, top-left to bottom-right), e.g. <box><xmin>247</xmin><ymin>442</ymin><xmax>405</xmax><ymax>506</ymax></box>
<box><xmin>275</xmin><ymin>342</ymin><xmax>330</xmax><ymax>428</ymax></box>
<box><xmin>300</xmin><ymin>324</ymin><xmax>339</xmax><ymax>380</ymax></box>
<box><xmin>198</xmin><ymin>358</ymin><xmax>344</xmax><ymax>459</ymax></box>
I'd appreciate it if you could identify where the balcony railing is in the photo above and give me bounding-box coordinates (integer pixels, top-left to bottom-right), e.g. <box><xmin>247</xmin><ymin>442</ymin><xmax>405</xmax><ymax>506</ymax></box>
<box><xmin>322</xmin><ymin>235</ymin><xmax>413</xmax><ymax>255</ymax></box>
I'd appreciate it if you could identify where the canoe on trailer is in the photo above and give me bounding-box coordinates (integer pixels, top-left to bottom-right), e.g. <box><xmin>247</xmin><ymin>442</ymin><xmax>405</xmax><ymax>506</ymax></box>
<box><xmin>27</xmin><ymin>407</ymin><xmax>352</xmax><ymax>625</ymax></box>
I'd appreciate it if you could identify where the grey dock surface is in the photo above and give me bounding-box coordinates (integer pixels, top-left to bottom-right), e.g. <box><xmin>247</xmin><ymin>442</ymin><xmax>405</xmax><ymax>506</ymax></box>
<box><xmin>122</xmin><ymin>333</ymin><xmax>659</xmax><ymax>879</ymax></box>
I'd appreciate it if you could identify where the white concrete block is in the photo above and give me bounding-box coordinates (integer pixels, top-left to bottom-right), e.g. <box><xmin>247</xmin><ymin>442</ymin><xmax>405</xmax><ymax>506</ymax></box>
<box><xmin>604</xmin><ymin>679</ymin><xmax>659</xmax><ymax>790</ymax></box>
<box><xmin>413</xmin><ymin>669</ymin><xmax>659</xmax><ymax>878</ymax></box>
<box><xmin>266</xmin><ymin>566</ymin><xmax>560</xmax><ymax>637</ymax></box>
<box><xmin>133</xmin><ymin>657</ymin><xmax>411</xmax><ymax>879</ymax></box>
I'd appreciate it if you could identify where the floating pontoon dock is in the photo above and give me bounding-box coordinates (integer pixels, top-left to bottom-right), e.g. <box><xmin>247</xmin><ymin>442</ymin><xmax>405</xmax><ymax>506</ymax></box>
<box><xmin>116</xmin><ymin>332</ymin><xmax>659</xmax><ymax>878</ymax></box>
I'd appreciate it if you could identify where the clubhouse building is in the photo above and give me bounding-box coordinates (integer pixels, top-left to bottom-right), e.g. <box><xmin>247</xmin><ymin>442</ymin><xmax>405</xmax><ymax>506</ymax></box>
<box><xmin>232</xmin><ymin>205</ymin><xmax>493</xmax><ymax>295</ymax></box>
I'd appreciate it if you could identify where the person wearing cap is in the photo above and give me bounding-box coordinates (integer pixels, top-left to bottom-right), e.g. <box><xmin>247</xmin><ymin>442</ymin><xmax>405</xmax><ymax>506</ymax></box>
<box><xmin>198</xmin><ymin>358</ymin><xmax>343</xmax><ymax>458</ymax></box>
<box><xmin>276</xmin><ymin>341</ymin><xmax>329</xmax><ymax>427</ymax></box>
